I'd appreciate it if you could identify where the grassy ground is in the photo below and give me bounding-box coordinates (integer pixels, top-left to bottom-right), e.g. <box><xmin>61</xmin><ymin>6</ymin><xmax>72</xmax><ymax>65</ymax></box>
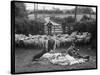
<box><xmin>15</xmin><ymin>46</ymin><xmax>97</xmax><ymax>73</ymax></box>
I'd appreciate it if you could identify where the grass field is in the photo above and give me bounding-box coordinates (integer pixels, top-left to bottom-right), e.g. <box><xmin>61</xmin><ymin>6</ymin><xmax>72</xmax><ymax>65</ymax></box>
<box><xmin>15</xmin><ymin>46</ymin><xmax>97</xmax><ymax>73</ymax></box>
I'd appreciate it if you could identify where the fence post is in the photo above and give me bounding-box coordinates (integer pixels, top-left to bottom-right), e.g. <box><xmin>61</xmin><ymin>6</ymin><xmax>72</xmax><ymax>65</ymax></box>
<box><xmin>74</xmin><ymin>6</ymin><xmax>78</xmax><ymax>22</ymax></box>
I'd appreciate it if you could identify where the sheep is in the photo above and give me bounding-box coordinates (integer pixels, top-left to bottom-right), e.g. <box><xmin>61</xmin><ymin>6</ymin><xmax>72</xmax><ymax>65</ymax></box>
<box><xmin>15</xmin><ymin>32</ymin><xmax>91</xmax><ymax>48</ymax></box>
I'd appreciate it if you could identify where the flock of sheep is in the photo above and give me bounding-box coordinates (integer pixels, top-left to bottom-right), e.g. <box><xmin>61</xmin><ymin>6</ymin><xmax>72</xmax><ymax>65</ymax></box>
<box><xmin>15</xmin><ymin>32</ymin><xmax>91</xmax><ymax>49</ymax></box>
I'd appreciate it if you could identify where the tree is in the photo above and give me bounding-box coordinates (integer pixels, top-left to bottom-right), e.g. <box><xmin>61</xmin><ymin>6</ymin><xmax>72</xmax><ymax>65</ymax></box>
<box><xmin>14</xmin><ymin>2</ymin><xmax>44</xmax><ymax>35</ymax></box>
<box><xmin>65</xmin><ymin>7</ymin><xmax>93</xmax><ymax>14</ymax></box>
<box><xmin>15</xmin><ymin>2</ymin><xmax>27</xmax><ymax>18</ymax></box>
<box><xmin>80</xmin><ymin>15</ymin><xmax>90</xmax><ymax>21</ymax></box>
<box><xmin>15</xmin><ymin>2</ymin><xmax>28</xmax><ymax>34</ymax></box>
<box><xmin>64</xmin><ymin>16</ymin><xmax>75</xmax><ymax>23</ymax></box>
<box><xmin>82</xmin><ymin>7</ymin><xmax>93</xmax><ymax>14</ymax></box>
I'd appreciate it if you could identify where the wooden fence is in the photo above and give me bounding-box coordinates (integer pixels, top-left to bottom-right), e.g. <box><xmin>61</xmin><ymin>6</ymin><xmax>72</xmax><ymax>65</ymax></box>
<box><xmin>44</xmin><ymin>25</ymin><xmax>69</xmax><ymax>34</ymax></box>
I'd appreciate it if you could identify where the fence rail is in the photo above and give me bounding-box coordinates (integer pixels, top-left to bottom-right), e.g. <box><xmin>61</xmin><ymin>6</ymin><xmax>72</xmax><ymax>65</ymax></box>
<box><xmin>44</xmin><ymin>25</ymin><xmax>69</xmax><ymax>34</ymax></box>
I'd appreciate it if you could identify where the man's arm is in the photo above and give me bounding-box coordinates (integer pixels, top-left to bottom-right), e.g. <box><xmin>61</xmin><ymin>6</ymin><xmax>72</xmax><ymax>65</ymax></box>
<box><xmin>46</xmin><ymin>23</ymin><xmax>49</xmax><ymax>26</ymax></box>
<box><xmin>50</xmin><ymin>22</ymin><xmax>53</xmax><ymax>26</ymax></box>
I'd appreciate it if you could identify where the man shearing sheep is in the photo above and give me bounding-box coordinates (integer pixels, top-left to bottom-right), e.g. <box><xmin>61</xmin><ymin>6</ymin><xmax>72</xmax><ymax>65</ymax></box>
<box><xmin>67</xmin><ymin>42</ymin><xmax>90</xmax><ymax>62</ymax></box>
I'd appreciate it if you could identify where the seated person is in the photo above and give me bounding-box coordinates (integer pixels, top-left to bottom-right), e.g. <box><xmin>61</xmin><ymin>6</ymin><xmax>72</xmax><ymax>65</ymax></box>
<box><xmin>67</xmin><ymin>43</ymin><xmax>90</xmax><ymax>61</ymax></box>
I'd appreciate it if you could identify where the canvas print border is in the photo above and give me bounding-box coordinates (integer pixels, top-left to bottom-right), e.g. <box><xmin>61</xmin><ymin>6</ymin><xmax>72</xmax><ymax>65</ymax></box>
<box><xmin>11</xmin><ymin>1</ymin><xmax>98</xmax><ymax>74</ymax></box>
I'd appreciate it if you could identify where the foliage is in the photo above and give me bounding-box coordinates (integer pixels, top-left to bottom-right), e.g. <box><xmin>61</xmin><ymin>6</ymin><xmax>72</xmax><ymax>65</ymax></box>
<box><xmin>29</xmin><ymin>6</ymin><xmax>95</xmax><ymax>15</ymax></box>
<box><xmin>50</xmin><ymin>16</ymin><xmax>75</xmax><ymax>24</ymax></box>
<box><xmin>72</xmin><ymin>20</ymin><xmax>97</xmax><ymax>48</ymax></box>
<box><xmin>15</xmin><ymin>18</ymin><xmax>44</xmax><ymax>35</ymax></box>
<box><xmin>15</xmin><ymin>2</ymin><xmax>44</xmax><ymax>35</ymax></box>
<box><xmin>72</xmin><ymin>20</ymin><xmax>96</xmax><ymax>35</ymax></box>
<box><xmin>80</xmin><ymin>15</ymin><xmax>91</xmax><ymax>21</ymax></box>
<box><xmin>63</xmin><ymin>16</ymin><xmax>75</xmax><ymax>23</ymax></box>
<box><xmin>15</xmin><ymin>2</ymin><xmax>27</xmax><ymax>18</ymax></box>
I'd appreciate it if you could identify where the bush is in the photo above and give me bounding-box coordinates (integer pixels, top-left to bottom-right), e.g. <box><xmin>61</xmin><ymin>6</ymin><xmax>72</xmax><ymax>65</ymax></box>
<box><xmin>50</xmin><ymin>16</ymin><xmax>75</xmax><ymax>24</ymax></box>
<box><xmin>64</xmin><ymin>16</ymin><xmax>75</xmax><ymax>23</ymax></box>
<box><xmin>15</xmin><ymin>17</ymin><xmax>45</xmax><ymax>35</ymax></box>
<box><xmin>50</xmin><ymin>16</ymin><xmax>64</xmax><ymax>24</ymax></box>
<box><xmin>80</xmin><ymin>15</ymin><xmax>90</xmax><ymax>21</ymax></box>
<box><xmin>73</xmin><ymin>20</ymin><xmax>96</xmax><ymax>33</ymax></box>
<box><xmin>72</xmin><ymin>20</ymin><xmax>97</xmax><ymax>48</ymax></box>
<box><xmin>14</xmin><ymin>2</ymin><xmax>45</xmax><ymax>35</ymax></box>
